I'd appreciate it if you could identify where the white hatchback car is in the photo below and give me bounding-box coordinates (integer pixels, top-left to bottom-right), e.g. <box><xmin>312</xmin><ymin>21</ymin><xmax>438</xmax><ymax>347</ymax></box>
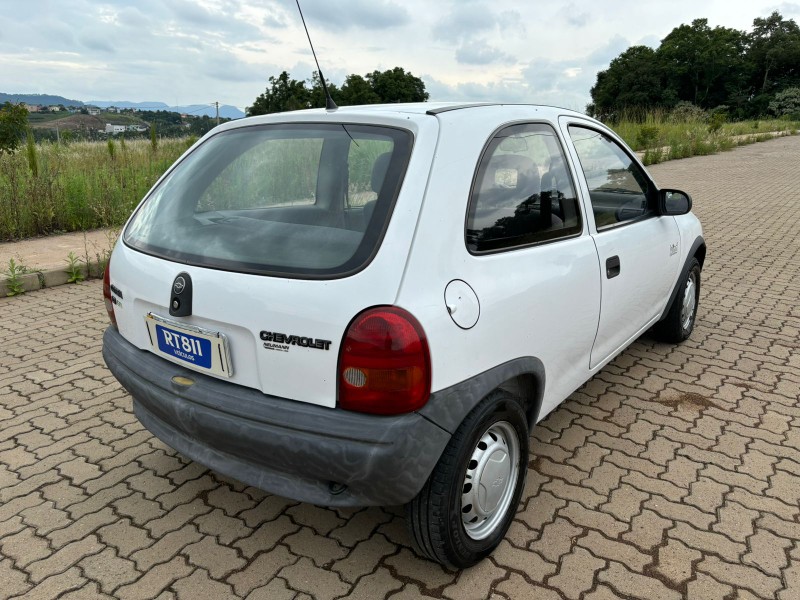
<box><xmin>102</xmin><ymin>103</ymin><xmax>705</xmax><ymax>568</ymax></box>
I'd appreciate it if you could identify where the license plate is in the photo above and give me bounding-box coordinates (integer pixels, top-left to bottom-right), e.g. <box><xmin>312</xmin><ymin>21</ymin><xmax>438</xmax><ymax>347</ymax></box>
<box><xmin>144</xmin><ymin>314</ymin><xmax>233</xmax><ymax>378</ymax></box>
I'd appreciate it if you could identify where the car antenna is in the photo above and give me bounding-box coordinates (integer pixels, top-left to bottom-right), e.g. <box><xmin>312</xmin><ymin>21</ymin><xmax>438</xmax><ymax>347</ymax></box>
<box><xmin>295</xmin><ymin>0</ymin><xmax>338</xmax><ymax>112</ymax></box>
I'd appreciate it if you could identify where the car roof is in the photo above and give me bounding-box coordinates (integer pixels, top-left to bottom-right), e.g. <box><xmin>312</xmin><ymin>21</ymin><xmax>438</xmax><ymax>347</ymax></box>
<box><xmin>222</xmin><ymin>102</ymin><xmax>596</xmax><ymax>131</ymax></box>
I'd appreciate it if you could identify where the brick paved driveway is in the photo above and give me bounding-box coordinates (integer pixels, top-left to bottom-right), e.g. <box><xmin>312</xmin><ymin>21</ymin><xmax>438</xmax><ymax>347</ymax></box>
<box><xmin>2</xmin><ymin>136</ymin><xmax>800</xmax><ymax>599</ymax></box>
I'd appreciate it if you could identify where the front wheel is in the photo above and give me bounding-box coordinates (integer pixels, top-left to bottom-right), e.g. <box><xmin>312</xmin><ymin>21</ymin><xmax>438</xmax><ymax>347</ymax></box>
<box><xmin>406</xmin><ymin>391</ymin><xmax>529</xmax><ymax>568</ymax></box>
<box><xmin>655</xmin><ymin>257</ymin><xmax>701</xmax><ymax>343</ymax></box>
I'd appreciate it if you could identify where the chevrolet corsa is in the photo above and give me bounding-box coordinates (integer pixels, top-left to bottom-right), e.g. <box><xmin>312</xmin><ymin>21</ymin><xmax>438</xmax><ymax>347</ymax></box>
<box><xmin>102</xmin><ymin>103</ymin><xmax>705</xmax><ymax>568</ymax></box>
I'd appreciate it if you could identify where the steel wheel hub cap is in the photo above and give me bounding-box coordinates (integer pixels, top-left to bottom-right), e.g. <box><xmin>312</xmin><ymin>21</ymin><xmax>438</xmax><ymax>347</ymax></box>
<box><xmin>681</xmin><ymin>273</ymin><xmax>697</xmax><ymax>330</ymax></box>
<box><xmin>461</xmin><ymin>421</ymin><xmax>520</xmax><ymax>540</ymax></box>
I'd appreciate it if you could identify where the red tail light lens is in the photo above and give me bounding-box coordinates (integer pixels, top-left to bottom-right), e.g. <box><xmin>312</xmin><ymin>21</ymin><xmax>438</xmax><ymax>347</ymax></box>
<box><xmin>102</xmin><ymin>256</ymin><xmax>117</xmax><ymax>327</ymax></box>
<box><xmin>338</xmin><ymin>306</ymin><xmax>431</xmax><ymax>415</ymax></box>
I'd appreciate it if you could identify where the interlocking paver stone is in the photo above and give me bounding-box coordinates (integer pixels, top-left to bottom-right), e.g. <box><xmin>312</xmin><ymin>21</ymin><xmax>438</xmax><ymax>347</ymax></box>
<box><xmin>2</xmin><ymin>136</ymin><xmax>800</xmax><ymax>598</ymax></box>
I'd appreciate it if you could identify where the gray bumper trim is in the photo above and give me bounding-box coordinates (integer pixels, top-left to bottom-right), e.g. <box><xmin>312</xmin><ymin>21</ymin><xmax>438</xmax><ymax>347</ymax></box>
<box><xmin>103</xmin><ymin>326</ymin><xmax>451</xmax><ymax>507</ymax></box>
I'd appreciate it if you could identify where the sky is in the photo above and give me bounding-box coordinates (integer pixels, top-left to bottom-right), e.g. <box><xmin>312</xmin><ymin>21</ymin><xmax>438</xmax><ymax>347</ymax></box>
<box><xmin>2</xmin><ymin>0</ymin><xmax>799</xmax><ymax>113</ymax></box>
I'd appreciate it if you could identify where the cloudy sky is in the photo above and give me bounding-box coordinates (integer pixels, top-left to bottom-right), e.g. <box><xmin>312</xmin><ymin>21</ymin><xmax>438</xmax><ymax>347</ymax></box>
<box><xmin>2</xmin><ymin>0</ymin><xmax>799</xmax><ymax>113</ymax></box>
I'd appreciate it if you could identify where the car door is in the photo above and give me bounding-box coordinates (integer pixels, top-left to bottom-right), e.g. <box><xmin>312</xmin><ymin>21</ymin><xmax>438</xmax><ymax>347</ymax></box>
<box><xmin>397</xmin><ymin>118</ymin><xmax>602</xmax><ymax>419</ymax></box>
<box><xmin>561</xmin><ymin>118</ymin><xmax>681</xmax><ymax>370</ymax></box>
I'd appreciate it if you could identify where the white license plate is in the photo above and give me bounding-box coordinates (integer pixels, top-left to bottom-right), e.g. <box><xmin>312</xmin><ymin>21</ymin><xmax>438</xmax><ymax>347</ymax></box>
<box><xmin>144</xmin><ymin>313</ymin><xmax>233</xmax><ymax>378</ymax></box>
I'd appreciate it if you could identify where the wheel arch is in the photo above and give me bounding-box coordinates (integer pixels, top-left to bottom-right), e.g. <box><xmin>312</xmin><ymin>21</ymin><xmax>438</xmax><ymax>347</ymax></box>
<box><xmin>419</xmin><ymin>357</ymin><xmax>545</xmax><ymax>434</ymax></box>
<box><xmin>659</xmin><ymin>235</ymin><xmax>705</xmax><ymax>322</ymax></box>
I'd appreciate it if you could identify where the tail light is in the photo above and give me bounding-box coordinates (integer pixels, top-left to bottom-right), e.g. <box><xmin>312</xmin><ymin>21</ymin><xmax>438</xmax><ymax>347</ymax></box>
<box><xmin>102</xmin><ymin>256</ymin><xmax>117</xmax><ymax>327</ymax></box>
<box><xmin>338</xmin><ymin>306</ymin><xmax>431</xmax><ymax>415</ymax></box>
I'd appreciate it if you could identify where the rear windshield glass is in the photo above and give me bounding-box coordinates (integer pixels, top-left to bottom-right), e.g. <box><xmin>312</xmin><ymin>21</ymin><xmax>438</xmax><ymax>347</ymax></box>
<box><xmin>124</xmin><ymin>123</ymin><xmax>413</xmax><ymax>278</ymax></box>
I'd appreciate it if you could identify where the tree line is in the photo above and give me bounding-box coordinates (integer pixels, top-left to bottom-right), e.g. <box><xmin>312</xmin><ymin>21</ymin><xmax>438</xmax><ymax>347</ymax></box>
<box><xmin>589</xmin><ymin>11</ymin><xmax>800</xmax><ymax>120</ymax></box>
<box><xmin>247</xmin><ymin>67</ymin><xmax>428</xmax><ymax>116</ymax></box>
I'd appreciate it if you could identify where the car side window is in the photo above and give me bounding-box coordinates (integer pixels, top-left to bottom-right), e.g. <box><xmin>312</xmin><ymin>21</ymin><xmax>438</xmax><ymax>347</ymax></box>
<box><xmin>567</xmin><ymin>125</ymin><xmax>655</xmax><ymax>229</ymax></box>
<box><xmin>466</xmin><ymin>123</ymin><xmax>582</xmax><ymax>253</ymax></box>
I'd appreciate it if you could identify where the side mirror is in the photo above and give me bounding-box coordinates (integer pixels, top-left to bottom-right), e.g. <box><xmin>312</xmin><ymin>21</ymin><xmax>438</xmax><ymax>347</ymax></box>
<box><xmin>659</xmin><ymin>189</ymin><xmax>692</xmax><ymax>215</ymax></box>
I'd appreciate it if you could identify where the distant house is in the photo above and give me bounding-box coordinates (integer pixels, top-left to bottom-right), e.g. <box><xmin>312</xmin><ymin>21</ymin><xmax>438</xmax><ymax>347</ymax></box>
<box><xmin>105</xmin><ymin>124</ymin><xmax>126</xmax><ymax>134</ymax></box>
<box><xmin>126</xmin><ymin>124</ymin><xmax>148</xmax><ymax>132</ymax></box>
<box><xmin>48</xmin><ymin>105</ymin><xmax>63</xmax><ymax>112</ymax></box>
<box><xmin>87</xmin><ymin>106</ymin><xmax>101</xmax><ymax>116</ymax></box>
<box><xmin>24</xmin><ymin>104</ymin><xmax>42</xmax><ymax>113</ymax></box>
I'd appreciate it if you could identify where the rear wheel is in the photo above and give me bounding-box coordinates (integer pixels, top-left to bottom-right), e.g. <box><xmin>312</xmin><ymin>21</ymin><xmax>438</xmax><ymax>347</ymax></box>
<box><xmin>406</xmin><ymin>390</ymin><xmax>528</xmax><ymax>568</ymax></box>
<box><xmin>655</xmin><ymin>258</ymin><xmax>701</xmax><ymax>343</ymax></box>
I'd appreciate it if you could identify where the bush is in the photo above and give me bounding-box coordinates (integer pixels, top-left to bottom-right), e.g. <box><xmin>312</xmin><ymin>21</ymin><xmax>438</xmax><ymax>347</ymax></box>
<box><xmin>0</xmin><ymin>102</ymin><xmax>28</xmax><ymax>155</ymax></box>
<box><xmin>769</xmin><ymin>88</ymin><xmax>800</xmax><ymax>117</ymax></box>
<box><xmin>669</xmin><ymin>101</ymin><xmax>708</xmax><ymax>123</ymax></box>
<box><xmin>708</xmin><ymin>112</ymin><xmax>727</xmax><ymax>133</ymax></box>
<box><xmin>636</xmin><ymin>125</ymin><xmax>660</xmax><ymax>148</ymax></box>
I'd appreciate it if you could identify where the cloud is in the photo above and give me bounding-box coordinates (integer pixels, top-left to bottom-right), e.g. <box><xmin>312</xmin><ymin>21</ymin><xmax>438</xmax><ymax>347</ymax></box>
<box><xmin>432</xmin><ymin>2</ymin><xmax>525</xmax><ymax>69</ymax></box>
<box><xmin>559</xmin><ymin>3</ymin><xmax>590</xmax><ymax>27</ymax></box>
<box><xmin>169</xmin><ymin>0</ymin><xmax>219</xmax><ymax>26</ymax></box>
<box><xmin>585</xmin><ymin>34</ymin><xmax>631</xmax><ymax>66</ymax></box>
<box><xmin>78</xmin><ymin>31</ymin><xmax>116</xmax><ymax>54</ymax></box>
<box><xmin>455</xmin><ymin>40</ymin><xmax>513</xmax><ymax>65</ymax></box>
<box><xmin>424</xmin><ymin>75</ymin><xmax>533</xmax><ymax>103</ymax></box>
<box><xmin>116</xmin><ymin>6</ymin><xmax>151</xmax><ymax>28</ymax></box>
<box><xmin>269</xmin><ymin>0</ymin><xmax>410</xmax><ymax>31</ymax></box>
<box><xmin>772</xmin><ymin>3</ymin><xmax>800</xmax><ymax>18</ymax></box>
<box><xmin>433</xmin><ymin>4</ymin><xmax>496</xmax><ymax>42</ymax></box>
<box><xmin>433</xmin><ymin>4</ymin><xmax>524</xmax><ymax>43</ymax></box>
<box><xmin>263</xmin><ymin>13</ymin><xmax>288</xmax><ymax>28</ymax></box>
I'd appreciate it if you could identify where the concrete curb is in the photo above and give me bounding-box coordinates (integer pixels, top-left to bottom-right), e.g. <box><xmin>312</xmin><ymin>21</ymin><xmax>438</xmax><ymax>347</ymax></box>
<box><xmin>1</xmin><ymin>262</ymin><xmax>105</xmax><ymax>297</ymax></box>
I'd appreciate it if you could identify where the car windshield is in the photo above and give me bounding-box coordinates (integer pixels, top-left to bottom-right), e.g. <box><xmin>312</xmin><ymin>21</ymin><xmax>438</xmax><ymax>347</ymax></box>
<box><xmin>124</xmin><ymin>123</ymin><xmax>413</xmax><ymax>278</ymax></box>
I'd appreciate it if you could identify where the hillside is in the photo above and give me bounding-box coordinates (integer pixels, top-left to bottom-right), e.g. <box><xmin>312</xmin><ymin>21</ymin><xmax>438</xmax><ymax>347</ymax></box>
<box><xmin>89</xmin><ymin>100</ymin><xmax>244</xmax><ymax>119</ymax></box>
<box><xmin>2</xmin><ymin>93</ymin><xmax>244</xmax><ymax>119</ymax></box>
<box><xmin>1</xmin><ymin>93</ymin><xmax>83</xmax><ymax>106</ymax></box>
<box><xmin>28</xmin><ymin>114</ymin><xmax>144</xmax><ymax>131</ymax></box>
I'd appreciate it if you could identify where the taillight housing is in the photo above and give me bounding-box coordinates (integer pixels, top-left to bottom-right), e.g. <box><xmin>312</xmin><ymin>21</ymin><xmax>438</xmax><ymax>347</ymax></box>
<box><xmin>338</xmin><ymin>306</ymin><xmax>431</xmax><ymax>415</ymax></box>
<box><xmin>102</xmin><ymin>255</ymin><xmax>117</xmax><ymax>327</ymax></box>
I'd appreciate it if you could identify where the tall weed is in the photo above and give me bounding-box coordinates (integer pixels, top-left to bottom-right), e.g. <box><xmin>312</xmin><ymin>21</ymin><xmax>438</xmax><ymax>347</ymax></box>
<box><xmin>0</xmin><ymin>138</ymin><xmax>185</xmax><ymax>241</ymax></box>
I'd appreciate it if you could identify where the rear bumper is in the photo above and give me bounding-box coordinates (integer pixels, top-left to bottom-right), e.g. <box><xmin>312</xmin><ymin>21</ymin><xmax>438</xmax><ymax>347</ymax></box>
<box><xmin>102</xmin><ymin>326</ymin><xmax>451</xmax><ymax>507</ymax></box>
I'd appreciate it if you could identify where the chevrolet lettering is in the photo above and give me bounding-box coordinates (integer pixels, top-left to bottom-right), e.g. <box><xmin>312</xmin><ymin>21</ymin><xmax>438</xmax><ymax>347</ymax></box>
<box><xmin>260</xmin><ymin>331</ymin><xmax>331</xmax><ymax>350</ymax></box>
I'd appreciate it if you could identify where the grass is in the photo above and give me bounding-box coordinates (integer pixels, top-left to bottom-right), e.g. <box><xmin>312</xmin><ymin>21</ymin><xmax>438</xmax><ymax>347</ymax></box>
<box><xmin>0</xmin><ymin>137</ymin><xmax>190</xmax><ymax>241</ymax></box>
<box><xmin>609</xmin><ymin>108</ymin><xmax>800</xmax><ymax>165</ymax></box>
<box><xmin>2</xmin><ymin>112</ymin><xmax>798</xmax><ymax>241</ymax></box>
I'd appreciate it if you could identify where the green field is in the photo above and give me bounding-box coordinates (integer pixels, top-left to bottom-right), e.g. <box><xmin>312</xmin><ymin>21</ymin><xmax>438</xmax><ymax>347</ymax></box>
<box><xmin>0</xmin><ymin>138</ymin><xmax>190</xmax><ymax>241</ymax></box>
<box><xmin>609</xmin><ymin>109</ymin><xmax>800</xmax><ymax>164</ymax></box>
<box><xmin>1</xmin><ymin>115</ymin><xmax>798</xmax><ymax>241</ymax></box>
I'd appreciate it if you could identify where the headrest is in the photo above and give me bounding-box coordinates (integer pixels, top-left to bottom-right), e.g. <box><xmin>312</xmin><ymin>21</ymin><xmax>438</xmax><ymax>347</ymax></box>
<box><xmin>371</xmin><ymin>152</ymin><xmax>392</xmax><ymax>193</ymax></box>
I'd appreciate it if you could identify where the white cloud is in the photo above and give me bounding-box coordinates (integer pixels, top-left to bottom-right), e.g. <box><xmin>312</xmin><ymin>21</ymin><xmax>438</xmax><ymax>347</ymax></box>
<box><xmin>559</xmin><ymin>3</ymin><xmax>590</xmax><ymax>27</ymax></box>
<box><xmin>0</xmin><ymin>0</ymin><xmax>792</xmax><ymax>111</ymax></box>
<box><xmin>455</xmin><ymin>40</ymin><xmax>514</xmax><ymax>65</ymax></box>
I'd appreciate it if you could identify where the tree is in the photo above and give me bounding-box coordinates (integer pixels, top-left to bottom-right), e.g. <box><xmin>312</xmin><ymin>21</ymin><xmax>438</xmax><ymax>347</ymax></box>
<box><xmin>745</xmin><ymin>12</ymin><xmax>800</xmax><ymax>115</ymax></box>
<box><xmin>657</xmin><ymin>19</ymin><xmax>747</xmax><ymax>109</ymax></box>
<box><xmin>0</xmin><ymin>102</ymin><xmax>29</xmax><ymax>155</ymax></box>
<box><xmin>248</xmin><ymin>67</ymin><xmax>429</xmax><ymax>115</ymax></box>
<box><xmin>589</xmin><ymin>46</ymin><xmax>667</xmax><ymax>119</ymax></box>
<box><xmin>588</xmin><ymin>12</ymin><xmax>800</xmax><ymax>118</ymax></box>
<box><xmin>366</xmin><ymin>67</ymin><xmax>428</xmax><ymax>103</ymax></box>
<box><xmin>308</xmin><ymin>71</ymin><xmax>341</xmax><ymax>109</ymax></box>
<box><xmin>247</xmin><ymin>71</ymin><xmax>312</xmax><ymax>116</ymax></box>
<box><xmin>338</xmin><ymin>74</ymin><xmax>381</xmax><ymax>105</ymax></box>
<box><xmin>768</xmin><ymin>87</ymin><xmax>800</xmax><ymax>116</ymax></box>
<box><xmin>748</xmin><ymin>12</ymin><xmax>800</xmax><ymax>92</ymax></box>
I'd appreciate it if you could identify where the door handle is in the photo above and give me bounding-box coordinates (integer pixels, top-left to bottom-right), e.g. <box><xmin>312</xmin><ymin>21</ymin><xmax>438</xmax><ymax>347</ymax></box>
<box><xmin>606</xmin><ymin>255</ymin><xmax>621</xmax><ymax>279</ymax></box>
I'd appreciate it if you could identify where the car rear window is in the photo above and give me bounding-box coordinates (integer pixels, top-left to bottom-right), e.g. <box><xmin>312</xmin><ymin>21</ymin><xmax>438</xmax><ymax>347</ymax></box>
<box><xmin>124</xmin><ymin>123</ymin><xmax>413</xmax><ymax>278</ymax></box>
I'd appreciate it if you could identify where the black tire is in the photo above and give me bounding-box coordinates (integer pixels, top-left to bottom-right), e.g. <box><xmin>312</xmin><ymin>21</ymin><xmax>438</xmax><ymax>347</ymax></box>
<box><xmin>406</xmin><ymin>390</ymin><xmax>529</xmax><ymax>569</ymax></box>
<box><xmin>655</xmin><ymin>257</ymin><xmax>701</xmax><ymax>343</ymax></box>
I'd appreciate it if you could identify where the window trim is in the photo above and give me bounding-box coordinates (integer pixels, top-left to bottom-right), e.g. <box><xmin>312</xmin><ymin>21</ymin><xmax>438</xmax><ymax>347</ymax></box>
<box><xmin>122</xmin><ymin>122</ymin><xmax>415</xmax><ymax>281</ymax></box>
<box><xmin>464</xmin><ymin>120</ymin><xmax>585</xmax><ymax>256</ymax></box>
<box><xmin>565</xmin><ymin>123</ymin><xmax>658</xmax><ymax>233</ymax></box>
